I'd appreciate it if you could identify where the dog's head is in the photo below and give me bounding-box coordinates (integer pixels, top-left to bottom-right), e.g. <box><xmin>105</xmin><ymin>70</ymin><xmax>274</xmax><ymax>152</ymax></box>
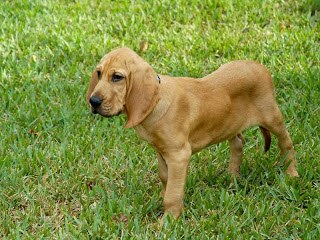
<box><xmin>86</xmin><ymin>47</ymin><xmax>160</xmax><ymax>128</ymax></box>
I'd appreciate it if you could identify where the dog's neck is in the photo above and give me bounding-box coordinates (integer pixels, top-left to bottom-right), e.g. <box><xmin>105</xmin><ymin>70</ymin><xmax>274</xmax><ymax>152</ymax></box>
<box><xmin>140</xmin><ymin>96</ymin><xmax>169</xmax><ymax>128</ymax></box>
<box><xmin>132</xmin><ymin>96</ymin><xmax>169</xmax><ymax>144</ymax></box>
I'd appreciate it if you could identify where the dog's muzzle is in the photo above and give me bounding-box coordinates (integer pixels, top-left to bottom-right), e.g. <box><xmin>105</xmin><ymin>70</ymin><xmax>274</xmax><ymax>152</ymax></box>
<box><xmin>89</xmin><ymin>96</ymin><xmax>102</xmax><ymax>108</ymax></box>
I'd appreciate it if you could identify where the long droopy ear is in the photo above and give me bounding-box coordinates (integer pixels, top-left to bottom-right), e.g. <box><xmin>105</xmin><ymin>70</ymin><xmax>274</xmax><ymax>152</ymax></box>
<box><xmin>124</xmin><ymin>63</ymin><xmax>160</xmax><ymax>128</ymax></box>
<box><xmin>86</xmin><ymin>70</ymin><xmax>99</xmax><ymax>105</ymax></box>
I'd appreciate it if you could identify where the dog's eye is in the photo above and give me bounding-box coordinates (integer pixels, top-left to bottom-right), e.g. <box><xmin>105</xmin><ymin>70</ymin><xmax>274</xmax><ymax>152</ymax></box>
<box><xmin>112</xmin><ymin>74</ymin><xmax>124</xmax><ymax>82</ymax></box>
<box><xmin>97</xmin><ymin>70</ymin><xmax>101</xmax><ymax>79</ymax></box>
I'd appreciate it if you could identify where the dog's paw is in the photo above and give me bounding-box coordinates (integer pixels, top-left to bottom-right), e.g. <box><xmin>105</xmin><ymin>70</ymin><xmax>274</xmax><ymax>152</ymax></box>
<box><xmin>227</xmin><ymin>167</ymin><xmax>240</xmax><ymax>177</ymax></box>
<box><xmin>285</xmin><ymin>168</ymin><xmax>299</xmax><ymax>177</ymax></box>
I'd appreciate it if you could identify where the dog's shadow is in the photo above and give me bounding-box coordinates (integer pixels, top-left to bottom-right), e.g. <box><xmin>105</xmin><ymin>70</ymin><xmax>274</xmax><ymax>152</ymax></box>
<box><xmin>186</xmin><ymin>145</ymin><xmax>290</xmax><ymax>196</ymax></box>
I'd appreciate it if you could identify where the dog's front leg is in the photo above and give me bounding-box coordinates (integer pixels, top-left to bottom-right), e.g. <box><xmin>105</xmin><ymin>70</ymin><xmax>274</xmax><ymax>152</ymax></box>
<box><xmin>160</xmin><ymin>145</ymin><xmax>191</xmax><ymax>222</ymax></box>
<box><xmin>156</xmin><ymin>151</ymin><xmax>168</xmax><ymax>198</ymax></box>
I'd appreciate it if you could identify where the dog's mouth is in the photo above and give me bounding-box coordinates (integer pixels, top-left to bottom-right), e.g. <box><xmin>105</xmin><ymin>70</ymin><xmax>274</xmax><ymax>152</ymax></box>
<box><xmin>92</xmin><ymin>108</ymin><xmax>123</xmax><ymax>118</ymax></box>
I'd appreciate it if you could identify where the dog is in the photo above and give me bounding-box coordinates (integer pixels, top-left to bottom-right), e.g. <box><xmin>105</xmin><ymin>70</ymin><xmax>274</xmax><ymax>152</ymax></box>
<box><xmin>86</xmin><ymin>47</ymin><xmax>298</xmax><ymax>222</ymax></box>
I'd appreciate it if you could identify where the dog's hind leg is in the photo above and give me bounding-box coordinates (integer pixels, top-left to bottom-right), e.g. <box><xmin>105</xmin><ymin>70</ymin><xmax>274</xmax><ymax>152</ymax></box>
<box><xmin>261</xmin><ymin>106</ymin><xmax>299</xmax><ymax>177</ymax></box>
<box><xmin>227</xmin><ymin>133</ymin><xmax>245</xmax><ymax>177</ymax></box>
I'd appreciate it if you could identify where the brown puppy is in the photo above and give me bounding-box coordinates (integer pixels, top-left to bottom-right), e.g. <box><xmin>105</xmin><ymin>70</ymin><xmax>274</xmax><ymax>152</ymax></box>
<box><xmin>86</xmin><ymin>47</ymin><xmax>298</xmax><ymax>221</ymax></box>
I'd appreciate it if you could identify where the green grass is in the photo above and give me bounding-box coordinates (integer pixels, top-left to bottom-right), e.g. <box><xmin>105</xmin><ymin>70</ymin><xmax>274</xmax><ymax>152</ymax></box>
<box><xmin>1</xmin><ymin>0</ymin><xmax>319</xmax><ymax>238</ymax></box>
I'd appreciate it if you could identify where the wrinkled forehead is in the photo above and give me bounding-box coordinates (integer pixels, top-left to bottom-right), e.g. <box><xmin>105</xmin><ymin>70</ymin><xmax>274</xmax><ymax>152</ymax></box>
<box><xmin>97</xmin><ymin>48</ymin><xmax>138</xmax><ymax>71</ymax></box>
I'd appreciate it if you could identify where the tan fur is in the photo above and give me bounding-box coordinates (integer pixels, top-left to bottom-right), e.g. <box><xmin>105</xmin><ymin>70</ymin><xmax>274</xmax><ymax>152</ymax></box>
<box><xmin>86</xmin><ymin>47</ymin><xmax>298</xmax><ymax>222</ymax></box>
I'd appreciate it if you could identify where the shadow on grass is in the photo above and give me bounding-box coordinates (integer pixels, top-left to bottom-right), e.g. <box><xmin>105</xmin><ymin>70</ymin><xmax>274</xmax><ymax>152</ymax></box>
<box><xmin>298</xmin><ymin>0</ymin><xmax>320</xmax><ymax>16</ymax></box>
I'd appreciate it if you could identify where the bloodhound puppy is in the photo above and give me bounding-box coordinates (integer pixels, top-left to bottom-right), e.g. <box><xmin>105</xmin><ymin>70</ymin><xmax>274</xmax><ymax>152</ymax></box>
<box><xmin>86</xmin><ymin>47</ymin><xmax>298</xmax><ymax>222</ymax></box>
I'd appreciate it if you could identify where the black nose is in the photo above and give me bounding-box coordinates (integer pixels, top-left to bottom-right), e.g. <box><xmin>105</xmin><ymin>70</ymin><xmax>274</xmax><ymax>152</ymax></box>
<box><xmin>89</xmin><ymin>96</ymin><xmax>102</xmax><ymax>108</ymax></box>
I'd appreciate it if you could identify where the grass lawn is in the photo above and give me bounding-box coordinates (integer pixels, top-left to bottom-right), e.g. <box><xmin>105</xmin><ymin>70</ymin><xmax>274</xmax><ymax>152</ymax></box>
<box><xmin>1</xmin><ymin>0</ymin><xmax>320</xmax><ymax>238</ymax></box>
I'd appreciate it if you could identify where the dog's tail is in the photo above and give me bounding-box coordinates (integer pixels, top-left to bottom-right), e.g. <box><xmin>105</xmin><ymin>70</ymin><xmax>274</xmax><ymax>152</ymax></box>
<box><xmin>259</xmin><ymin>127</ymin><xmax>271</xmax><ymax>152</ymax></box>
